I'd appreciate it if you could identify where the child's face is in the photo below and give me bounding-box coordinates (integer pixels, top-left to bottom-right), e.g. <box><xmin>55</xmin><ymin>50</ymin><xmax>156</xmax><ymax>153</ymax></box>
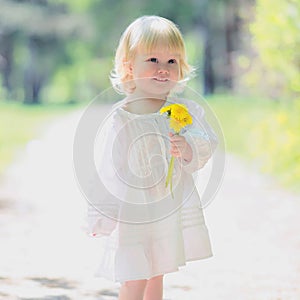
<box><xmin>128</xmin><ymin>47</ymin><xmax>180</xmax><ymax>98</ymax></box>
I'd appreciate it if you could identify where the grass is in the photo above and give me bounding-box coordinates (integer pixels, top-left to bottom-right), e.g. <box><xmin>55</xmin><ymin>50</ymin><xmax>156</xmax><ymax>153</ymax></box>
<box><xmin>207</xmin><ymin>94</ymin><xmax>273</xmax><ymax>153</ymax></box>
<box><xmin>1</xmin><ymin>95</ymin><xmax>299</xmax><ymax>192</ymax></box>
<box><xmin>0</xmin><ymin>101</ymin><xmax>83</xmax><ymax>177</ymax></box>
<box><xmin>207</xmin><ymin>94</ymin><xmax>300</xmax><ymax>192</ymax></box>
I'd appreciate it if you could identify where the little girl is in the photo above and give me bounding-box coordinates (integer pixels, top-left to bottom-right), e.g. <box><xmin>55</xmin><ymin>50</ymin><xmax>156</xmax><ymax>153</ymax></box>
<box><xmin>87</xmin><ymin>15</ymin><xmax>218</xmax><ymax>300</ymax></box>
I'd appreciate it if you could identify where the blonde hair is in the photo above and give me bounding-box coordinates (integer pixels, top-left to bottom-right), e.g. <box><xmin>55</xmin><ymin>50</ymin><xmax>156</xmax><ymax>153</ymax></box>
<box><xmin>110</xmin><ymin>15</ymin><xmax>194</xmax><ymax>94</ymax></box>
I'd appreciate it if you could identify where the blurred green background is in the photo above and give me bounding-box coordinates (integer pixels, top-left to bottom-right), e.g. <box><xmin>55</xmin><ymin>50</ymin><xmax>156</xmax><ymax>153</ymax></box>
<box><xmin>0</xmin><ymin>0</ymin><xmax>299</xmax><ymax>190</ymax></box>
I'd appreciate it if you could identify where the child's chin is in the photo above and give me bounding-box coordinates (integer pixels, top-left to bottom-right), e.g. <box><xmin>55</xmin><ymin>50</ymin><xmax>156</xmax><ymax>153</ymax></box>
<box><xmin>151</xmin><ymin>80</ymin><xmax>176</xmax><ymax>89</ymax></box>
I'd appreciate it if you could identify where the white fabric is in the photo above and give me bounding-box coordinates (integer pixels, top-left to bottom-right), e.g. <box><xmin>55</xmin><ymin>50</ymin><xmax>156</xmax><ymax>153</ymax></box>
<box><xmin>87</xmin><ymin>97</ymin><xmax>218</xmax><ymax>283</ymax></box>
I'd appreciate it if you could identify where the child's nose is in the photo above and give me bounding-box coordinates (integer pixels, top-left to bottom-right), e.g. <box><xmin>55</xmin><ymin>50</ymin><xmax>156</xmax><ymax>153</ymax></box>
<box><xmin>158</xmin><ymin>65</ymin><xmax>169</xmax><ymax>74</ymax></box>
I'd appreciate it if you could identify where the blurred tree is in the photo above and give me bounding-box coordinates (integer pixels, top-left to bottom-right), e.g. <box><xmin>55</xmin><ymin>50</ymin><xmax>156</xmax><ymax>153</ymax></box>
<box><xmin>0</xmin><ymin>0</ymin><xmax>93</xmax><ymax>103</ymax></box>
<box><xmin>246</xmin><ymin>0</ymin><xmax>300</xmax><ymax>101</ymax></box>
<box><xmin>0</xmin><ymin>31</ymin><xmax>16</xmax><ymax>96</ymax></box>
<box><xmin>199</xmin><ymin>0</ymin><xmax>243</xmax><ymax>94</ymax></box>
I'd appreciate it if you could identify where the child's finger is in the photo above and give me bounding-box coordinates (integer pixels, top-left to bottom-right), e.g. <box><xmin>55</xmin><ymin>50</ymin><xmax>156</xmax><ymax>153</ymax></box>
<box><xmin>171</xmin><ymin>143</ymin><xmax>184</xmax><ymax>154</ymax></box>
<box><xmin>171</xmin><ymin>139</ymin><xmax>186</xmax><ymax>149</ymax></box>
<box><xmin>170</xmin><ymin>135</ymin><xmax>185</xmax><ymax>142</ymax></box>
<box><xmin>170</xmin><ymin>148</ymin><xmax>180</xmax><ymax>156</ymax></box>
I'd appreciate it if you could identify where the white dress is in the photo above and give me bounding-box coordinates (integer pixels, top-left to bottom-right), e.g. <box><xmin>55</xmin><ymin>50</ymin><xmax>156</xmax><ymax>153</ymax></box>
<box><xmin>87</xmin><ymin>97</ymin><xmax>218</xmax><ymax>283</ymax></box>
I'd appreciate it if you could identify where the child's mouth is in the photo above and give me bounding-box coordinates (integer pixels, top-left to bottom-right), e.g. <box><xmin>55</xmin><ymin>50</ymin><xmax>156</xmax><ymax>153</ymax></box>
<box><xmin>153</xmin><ymin>78</ymin><xmax>169</xmax><ymax>82</ymax></box>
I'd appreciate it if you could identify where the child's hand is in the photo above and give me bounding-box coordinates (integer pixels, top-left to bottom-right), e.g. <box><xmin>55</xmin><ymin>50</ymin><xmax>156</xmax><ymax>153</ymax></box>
<box><xmin>169</xmin><ymin>132</ymin><xmax>193</xmax><ymax>162</ymax></box>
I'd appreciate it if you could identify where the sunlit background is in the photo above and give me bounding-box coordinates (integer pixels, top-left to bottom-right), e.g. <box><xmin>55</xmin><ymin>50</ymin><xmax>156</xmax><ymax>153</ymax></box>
<box><xmin>1</xmin><ymin>0</ymin><xmax>299</xmax><ymax>187</ymax></box>
<box><xmin>0</xmin><ymin>0</ymin><xmax>300</xmax><ymax>299</ymax></box>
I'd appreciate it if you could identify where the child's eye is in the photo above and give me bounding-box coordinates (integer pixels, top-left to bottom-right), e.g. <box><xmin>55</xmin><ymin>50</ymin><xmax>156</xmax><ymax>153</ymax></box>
<box><xmin>168</xmin><ymin>59</ymin><xmax>177</xmax><ymax>64</ymax></box>
<box><xmin>149</xmin><ymin>58</ymin><xmax>158</xmax><ymax>63</ymax></box>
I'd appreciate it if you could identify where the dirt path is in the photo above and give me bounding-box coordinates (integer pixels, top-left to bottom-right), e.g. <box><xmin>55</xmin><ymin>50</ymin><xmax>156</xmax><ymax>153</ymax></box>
<box><xmin>0</xmin><ymin>105</ymin><xmax>299</xmax><ymax>300</ymax></box>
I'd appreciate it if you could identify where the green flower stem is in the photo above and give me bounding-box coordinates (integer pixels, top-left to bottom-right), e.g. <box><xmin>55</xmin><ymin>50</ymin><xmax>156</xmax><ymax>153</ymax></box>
<box><xmin>165</xmin><ymin>131</ymin><xmax>180</xmax><ymax>199</ymax></box>
<box><xmin>165</xmin><ymin>155</ymin><xmax>175</xmax><ymax>199</ymax></box>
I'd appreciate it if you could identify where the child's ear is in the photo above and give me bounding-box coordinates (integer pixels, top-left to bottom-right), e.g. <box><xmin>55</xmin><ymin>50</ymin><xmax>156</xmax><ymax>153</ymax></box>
<box><xmin>123</xmin><ymin>60</ymin><xmax>133</xmax><ymax>75</ymax></box>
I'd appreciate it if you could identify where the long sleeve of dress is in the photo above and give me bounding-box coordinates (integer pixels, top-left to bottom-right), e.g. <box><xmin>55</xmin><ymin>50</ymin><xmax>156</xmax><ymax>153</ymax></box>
<box><xmin>180</xmin><ymin>100</ymin><xmax>218</xmax><ymax>174</ymax></box>
<box><xmin>86</xmin><ymin>112</ymin><xmax>123</xmax><ymax>237</ymax></box>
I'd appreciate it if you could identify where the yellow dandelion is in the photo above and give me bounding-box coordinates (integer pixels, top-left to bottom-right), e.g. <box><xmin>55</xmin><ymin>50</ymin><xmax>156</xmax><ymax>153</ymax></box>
<box><xmin>160</xmin><ymin>104</ymin><xmax>193</xmax><ymax>133</ymax></box>
<box><xmin>160</xmin><ymin>103</ymin><xmax>193</xmax><ymax>198</ymax></box>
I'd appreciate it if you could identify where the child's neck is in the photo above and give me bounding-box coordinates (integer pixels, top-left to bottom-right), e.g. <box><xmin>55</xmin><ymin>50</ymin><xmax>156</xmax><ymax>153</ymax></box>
<box><xmin>123</xmin><ymin>96</ymin><xmax>166</xmax><ymax>115</ymax></box>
